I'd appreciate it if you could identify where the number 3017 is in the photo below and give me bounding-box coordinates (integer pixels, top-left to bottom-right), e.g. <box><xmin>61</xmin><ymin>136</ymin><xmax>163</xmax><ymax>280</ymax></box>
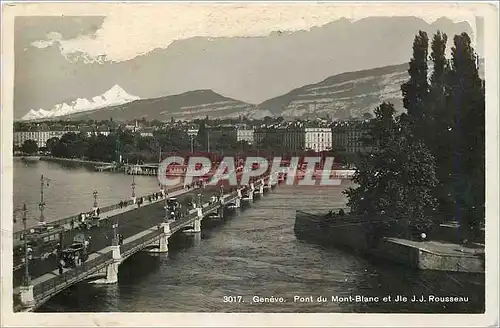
<box><xmin>223</xmin><ymin>296</ymin><xmax>243</xmax><ymax>303</ymax></box>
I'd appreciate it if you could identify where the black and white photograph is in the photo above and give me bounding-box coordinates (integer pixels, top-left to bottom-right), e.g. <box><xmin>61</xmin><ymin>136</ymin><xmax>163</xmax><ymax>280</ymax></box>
<box><xmin>1</xmin><ymin>2</ymin><xmax>498</xmax><ymax>327</ymax></box>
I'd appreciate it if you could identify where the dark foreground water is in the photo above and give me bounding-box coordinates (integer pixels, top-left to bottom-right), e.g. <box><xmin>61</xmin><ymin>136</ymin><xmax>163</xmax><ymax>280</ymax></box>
<box><xmin>34</xmin><ymin>182</ymin><xmax>484</xmax><ymax>313</ymax></box>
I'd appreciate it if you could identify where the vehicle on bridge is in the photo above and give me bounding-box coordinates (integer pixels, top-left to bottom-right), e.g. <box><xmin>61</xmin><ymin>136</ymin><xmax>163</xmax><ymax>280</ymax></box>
<box><xmin>163</xmin><ymin>198</ymin><xmax>182</xmax><ymax>220</ymax></box>
<box><xmin>14</xmin><ymin>225</ymin><xmax>64</xmax><ymax>265</ymax></box>
<box><xmin>225</xmin><ymin>202</ymin><xmax>238</xmax><ymax>210</ymax></box>
<box><xmin>166</xmin><ymin>198</ymin><xmax>181</xmax><ymax>210</ymax></box>
<box><xmin>206</xmin><ymin>212</ymin><xmax>222</xmax><ymax>220</ymax></box>
<box><xmin>78</xmin><ymin>215</ymin><xmax>102</xmax><ymax>230</ymax></box>
<box><xmin>61</xmin><ymin>242</ymin><xmax>89</xmax><ymax>268</ymax></box>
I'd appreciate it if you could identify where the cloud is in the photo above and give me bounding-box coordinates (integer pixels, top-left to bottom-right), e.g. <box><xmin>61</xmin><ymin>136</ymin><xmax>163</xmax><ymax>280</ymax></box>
<box><xmin>27</xmin><ymin>4</ymin><xmax>477</xmax><ymax>63</ymax></box>
<box><xmin>31</xmin><ymin>39</ymin><xmax>55</xmax><ymax>48</ymax></box>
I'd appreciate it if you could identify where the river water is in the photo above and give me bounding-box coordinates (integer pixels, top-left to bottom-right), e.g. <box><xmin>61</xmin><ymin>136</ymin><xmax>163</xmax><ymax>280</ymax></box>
<box><xmin>13</xmin><ymin>159</ymin><xmax>161</xmax><ymax>230</ymax></box>
<box><xmin>13</xmin><ymin>159</ymin><xmax>484</xmax><ymax>313</ymax></box>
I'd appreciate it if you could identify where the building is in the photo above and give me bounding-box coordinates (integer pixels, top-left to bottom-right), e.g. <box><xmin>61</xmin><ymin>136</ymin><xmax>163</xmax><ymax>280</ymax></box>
<box><xmin>80</xmin><ymin>126</ymin><xmax>111</xmax><ymax>137</ymax></box>
<box><xmin>206</xmin><ymin>125</ymin><xmax>238</xmax><ymax>152</ymax></box>
<box><xmin>187</xmin><ymin>128</ymin><xmax>199</xmax><ymax>137</ymax></box>
<box><xmin>331</xmin><ymin>120</ymin><xmax>371</xmax><ymax>155</ymax></box>
<box><xmin>139</xmin><ymin>128</ymin><xmax>154</xmax><ymax>138</ymax></box>
<box><xmin>254</xmin><ymin>122</ymin><xmax>305</xmax><ymax>153</ymax></box>
<box><xmin>282</xmin><ymin>125</ymin><xmax>305</xmax><ymax>153</ymax></box>
<box><xmin>13</xmin><ymin>130</ymin><xmax>79</xmax><ymax>148</ymax></box>
<box><xmin>236</xmin><ymin>126</ymin><xmax>255</xmax><ymax>144</ymax></box>
<box><xmin>304</xmin><ymin>127</ymin><xmax>332</xmax><ymax>152</ymax></box>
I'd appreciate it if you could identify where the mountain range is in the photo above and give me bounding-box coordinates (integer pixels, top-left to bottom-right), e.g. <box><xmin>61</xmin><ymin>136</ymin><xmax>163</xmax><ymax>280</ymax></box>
<box><xmin>23</xmin><ymin>85</ymin><xmax>140</xmax><ymax>120</ymax></box>
<box><xmin>22</xmin><ymin>59</ymin><xmax>484</xmax><ymax>122</ymax></box>
<box><xmin>16</xmin><ymin>16</ymin><xmax>481</xmax><ymax>121</ymax></box>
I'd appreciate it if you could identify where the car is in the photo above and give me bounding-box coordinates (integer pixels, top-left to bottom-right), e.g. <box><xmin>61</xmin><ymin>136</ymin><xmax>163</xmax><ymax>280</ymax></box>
<box><xmin>61</xmin><ymin>242</ymin><xmax>89</xmax><ymax>268</ymax></box>
<box><xmin>166</xmin><ymin>197</ymin><xmax>181</xmax><ymax>209</ymax></box>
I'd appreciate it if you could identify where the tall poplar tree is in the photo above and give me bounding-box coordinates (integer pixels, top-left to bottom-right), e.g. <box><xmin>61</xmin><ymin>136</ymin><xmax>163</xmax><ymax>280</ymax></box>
<box><xmin>401</xmin><ymin>30</ymin><xmax>430</xmax><ymax>138</ymax></box>
<box><xmin>196</xmin><ymin>119</ymin><xmax>208</xmax><ymax>152</ymax></box>
<box><xmin>447</xmin><ymin>33</ymin><xmax>485</xmax><ymax>239</ymax></box>
<box><xmin>428</xmin><ymin>31</ymin><xmax>454</xmax><ymax>215</ymax></box>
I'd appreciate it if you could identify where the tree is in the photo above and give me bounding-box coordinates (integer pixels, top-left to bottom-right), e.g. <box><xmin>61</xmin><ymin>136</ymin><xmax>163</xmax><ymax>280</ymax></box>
<box><xmin>361</xmin><ymin>112</ymin><xmax>374</xmax><ymax>120</ymax></box>
<box><xmin>447</xmin><ymin>33</ymin><xmax>485</xmax><ymax>240</ymax></box>
<box><xmin>196</xmin><ymin>120</ymin><xmax>208</xmax><ymax>151</ymax></box>
<box><xmin>21</xmin><ymin>139</ymin><xmax>38</xmax><ymax>155</ymax></box>
<box><xmin>427</xmin><ymin>31</ymin><xmax>454</xmax><ymax>216</ymax></box>
<box><xmin>401</xmin><ymin>30</ymin><xmax>430</xmax><ymax>139</ymax></box>
<box><xmin>343</xmin><ymin>103</ymin><xmax>438</xmax><ymax>239</ymax></box>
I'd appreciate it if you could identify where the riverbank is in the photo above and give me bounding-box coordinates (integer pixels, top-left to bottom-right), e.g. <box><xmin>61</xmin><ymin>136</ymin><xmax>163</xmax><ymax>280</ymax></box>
<box><xmin>294</xmin><ymin>210</ymin><xmax>485</xmax><ymax>273</ymax></box>
<box><xmin>39</xmin><ymin>156</ymin><xmax>113</xmax><ymax>168</ymax></box>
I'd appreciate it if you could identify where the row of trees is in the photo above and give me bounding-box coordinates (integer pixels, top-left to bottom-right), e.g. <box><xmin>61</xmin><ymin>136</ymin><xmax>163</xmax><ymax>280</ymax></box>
<box><xmin>30</xmin><ymin>127</ymin><xmax>258</xmax><ymax>163</ymax></box>
<box><xmin>344</xmin><ymin>31</ymin><xmax>484</xmax><ymax>242</ymax></box>
<box><xmin>15</xmin><ymin>115</ymin><xmax>288</xmax><ymax>133</ymax></box>
<box><xmin>44</xmin><ymin>128</ymin><xmax>194</xmax><ymax>163</ymax></box>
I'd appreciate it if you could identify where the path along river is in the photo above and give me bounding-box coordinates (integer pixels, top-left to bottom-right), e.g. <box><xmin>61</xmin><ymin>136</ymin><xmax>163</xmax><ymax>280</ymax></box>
<box><xmin>13</xmin><ymin>159</ymin><xmax>484</xmax><ymax>313</ymax></box>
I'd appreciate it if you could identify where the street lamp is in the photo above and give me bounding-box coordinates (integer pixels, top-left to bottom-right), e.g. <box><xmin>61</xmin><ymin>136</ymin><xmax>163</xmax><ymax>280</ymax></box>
<box><xmin>112</xmin><ymin>222</ymin><xmax>118</xmax><ymax>246</ymax></box>
<box><xmin>190</xmin><ymin>135</ymin><xmax>194</xmax><ymax>153</ymax></box>
<box><xmin>39</xmin><ymin>175</ymin><xmax>50</xmax><ymax>225</ymax></box>
<box><xmin>131</xmin><ymin>175</ymin><xmax>136</xmax><ymax>198</ymax></box>
<box><xmin>164</xmin><ymin>193</ymin><xmax>169</xmax><ymax>219</ymax></box>
<box><xmin>197</xmin><ymin>193</ymin><xmax>202</xmax><ymax>207</ymax></box>
<box><xmin>14</xmin><ymin>204</ymin><xmax>31</xmax><ymax>286</ymax></box>
<box><xmin>93</xmin><ymin>190</ymin><xmax>98</xmax><ymax>208</ymax></box>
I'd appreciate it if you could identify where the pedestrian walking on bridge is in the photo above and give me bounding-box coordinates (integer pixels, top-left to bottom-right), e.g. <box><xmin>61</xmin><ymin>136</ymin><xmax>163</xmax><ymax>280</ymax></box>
<box><xmin>58</xmin><ymin>259</ymin><xmax>64</xmax><ymax>274</ymax></box>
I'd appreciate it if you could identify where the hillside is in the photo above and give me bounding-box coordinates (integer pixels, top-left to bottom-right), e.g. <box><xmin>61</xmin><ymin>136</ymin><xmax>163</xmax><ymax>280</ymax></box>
<box><xmin>259</xmin><ymin>60</ymin><xmax>485</xmax><ymax>119</ymax></box>
<box><xmin>40</xmin><ymin>59</ymin><xmax>485</xmax><ymax>122</ymax></box>
<box><xmin>54</xmin><ymin>89</ymin><xmax>271</xmax><ymax>121</ymax></box>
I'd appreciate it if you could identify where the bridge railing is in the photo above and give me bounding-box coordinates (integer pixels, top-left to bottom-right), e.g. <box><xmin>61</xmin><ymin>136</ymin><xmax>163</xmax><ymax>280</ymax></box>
<box><xmin>169</xmin><ymin>217</ymin><xmax>189</xmax><ymax>230</ymax></box>
<box><xmin>120</xmin><ymin>229</ymin><xmax>163</xmax><ymax>257</ymax></box>
<box><xmin>13</xmin><ymin>185</ymin><xmax>186</xmax><ymax>240</ymax></box>
<box><xmin>33</xmin><ymin>251</ymin><xmax>113</xmax><ymax>302</ymax></box>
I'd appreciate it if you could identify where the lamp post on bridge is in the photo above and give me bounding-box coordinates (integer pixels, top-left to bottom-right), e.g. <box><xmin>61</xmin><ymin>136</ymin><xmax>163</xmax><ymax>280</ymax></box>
<box><xmin>163</xmin><ymin>186</ymin><xmax>170</xmax><ymax>220</ymax></box>
<box><xmin>131</xmin><ymin>175</ymin><xmax>136</xmax><ymax>203</ymax></box>
<box><xmin>14</xmin><ymin>204</ymin><xmax>31</xmax><ymax>286</ymax></box>
<box><xmin>112</xmin><ymin>222</ymin><xmax>119</xmax><ymax>246</ymax></box>
<box><xmin>39</xmin><ymin>175</ymin><xmax>50</xmax><ymax>225</ymax></box>
<box><xmin>190</xmin><ymin>135</ymin><xmax>195</xmax><ymax>153</ymax></box>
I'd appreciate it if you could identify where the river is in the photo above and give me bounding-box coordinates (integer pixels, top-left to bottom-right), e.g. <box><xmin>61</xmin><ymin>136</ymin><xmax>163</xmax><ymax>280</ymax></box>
<box><xmin>13</xmin><ymin>159</ymin><xmax>484</xmax><ymax>313</ymax></box>
<box><xmin>13</xmin><ymin>159</ymin><xmax>161</xmax><ymax>230</ymax></box>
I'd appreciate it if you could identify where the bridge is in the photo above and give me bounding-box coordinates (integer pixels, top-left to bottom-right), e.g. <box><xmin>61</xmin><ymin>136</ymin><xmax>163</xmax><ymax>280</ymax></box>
<box><xmin>13</xmin><ymin>172</ymin><xmax>281</xmax><ymax>312</ymax></box>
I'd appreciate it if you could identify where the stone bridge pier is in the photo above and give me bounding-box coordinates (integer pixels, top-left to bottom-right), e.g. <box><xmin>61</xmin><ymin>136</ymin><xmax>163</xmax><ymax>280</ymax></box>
<box><xmin>218</xmin><ymin>197</ymin><xmax>225</xmax><ymax>218</ymax></box>
<box><xmin>194</xmin><ymin>207</ymin><xmax>203</xmax><ymax>233</ymax></box>
<box><xmin>158</xmin><ymin>222</ymin><xmax>171</xmax><ymax>252</ymax></box>
<box><xmin>104</xmin><ymin>245</ymin><xmax>122</xmax><ymax>284</ymax></box>
<box><xmin>248</xmin><ymin>183</ymin><xmax>255</xmax><ymax>201</ymax></box>
<box><xmin>259</xmin><ymin>179</ymin><xmax>265</xmax><ymax>194</ymax></box>
<box><xmin>235</xmin><ymin>189</ymin><xmax>242</xmax><ymax>208</ymax></box>
<box><xmin>19</xmin><ymin>284</ymin><xmax>35</xmax><ymax>309</ymax></box>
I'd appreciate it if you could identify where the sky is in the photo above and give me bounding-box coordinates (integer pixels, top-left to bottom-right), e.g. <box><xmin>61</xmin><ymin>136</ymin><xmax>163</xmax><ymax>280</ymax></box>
<box><xmin>26</xmin><ymin>4</ymin><xmax>476</xmax><ymax>64</ymax></box>
<box><xmin>12</xmin><ymin>3</ymin><xmax>482</xmax><ymax>119</ymax></box>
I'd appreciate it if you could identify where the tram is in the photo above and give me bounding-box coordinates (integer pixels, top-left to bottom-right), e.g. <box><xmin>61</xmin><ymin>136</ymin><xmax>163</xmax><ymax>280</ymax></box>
<box><xmin>13</xmin><ymin>225</ymin><xmax>64</xmax><ymax>269</ymax></box>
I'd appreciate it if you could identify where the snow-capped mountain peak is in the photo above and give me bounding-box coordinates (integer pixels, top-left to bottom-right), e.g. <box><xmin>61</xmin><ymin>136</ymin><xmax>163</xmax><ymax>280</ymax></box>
<box><xmin>22</xmin><ymin>85</ymin><xmax>140</xmax><ymax>121</ymax></box>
